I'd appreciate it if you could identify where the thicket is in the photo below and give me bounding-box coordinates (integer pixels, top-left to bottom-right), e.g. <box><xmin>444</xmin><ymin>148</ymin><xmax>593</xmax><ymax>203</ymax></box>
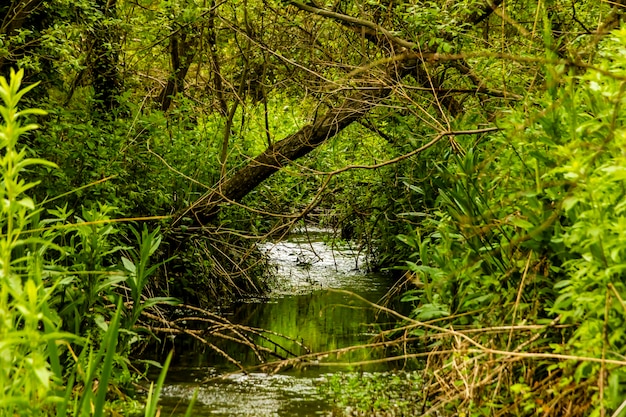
<box><xmin>367</xmin><ymin>26</ymin><xmax>626</xmax><ymax>417</ymax></box>
<box><xmin>0</xmin><ymin>69</ymin><xmax>194</xmax><ymax>416</ymax></box>
<box><xmin>316</xmin><ymin>26</ymin><xmax>626</xmax><ymax>414</ymax></box>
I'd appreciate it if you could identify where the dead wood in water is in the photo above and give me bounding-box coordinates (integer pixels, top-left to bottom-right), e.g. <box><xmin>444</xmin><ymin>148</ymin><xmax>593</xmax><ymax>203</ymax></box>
<box><xmin>138</xmin><ymin>303</ymin><xmax>311</xmax><ymax>372</ymax></box>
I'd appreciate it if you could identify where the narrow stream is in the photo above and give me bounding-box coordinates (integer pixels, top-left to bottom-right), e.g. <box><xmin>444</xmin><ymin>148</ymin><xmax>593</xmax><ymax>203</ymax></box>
<box><xmin>156</xmin><ymin>232</ymin><xmax>395</xmax><ymax>416</ymax></box>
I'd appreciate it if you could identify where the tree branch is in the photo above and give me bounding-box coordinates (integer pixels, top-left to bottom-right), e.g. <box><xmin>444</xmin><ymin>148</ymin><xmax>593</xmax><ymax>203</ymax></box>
<box><xmin>288</xmin><ymin>0</ymin><xmax>417</xmax><ymax>51</ymax></box>
<box><xmin>177</xmin><ymin>63</ymin><xmax>413</xmax><ymax>226</ymax></box>
<box><xmin>468</xmin><ymin>0</ymin><xmax>504</xmax><ymax>25</ymax></box>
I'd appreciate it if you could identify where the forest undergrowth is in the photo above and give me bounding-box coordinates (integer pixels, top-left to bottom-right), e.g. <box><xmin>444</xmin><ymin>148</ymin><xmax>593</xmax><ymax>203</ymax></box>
<box><xmin>367</xmin><ymin>26</ymin><xmax>626</xmax><ymax>417</ymax></box>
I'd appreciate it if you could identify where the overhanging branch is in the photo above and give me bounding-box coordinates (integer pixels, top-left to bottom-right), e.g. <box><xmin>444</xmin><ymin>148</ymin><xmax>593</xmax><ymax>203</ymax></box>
<box><xmin>178</xmin><ymin>68</ymin><xmax>404</xmax><ymax>226</ymax></box>
<box><xmin>288</xmin><ymin>0</ymin><xmax>417</xmax><ymax>51</ymax></box>
<box><xmin>175</xmin><ymin>0</ymin><xmax>512</xmax><ymax>228</ymax></box>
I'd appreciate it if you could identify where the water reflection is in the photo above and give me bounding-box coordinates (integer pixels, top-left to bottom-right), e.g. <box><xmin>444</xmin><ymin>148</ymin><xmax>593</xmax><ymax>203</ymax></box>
<box><xmin>227</xmin><ymin>289</ymin><xmax>387</xmax><ymax>365</ymax></box>
<box><xmin>157</xmin><ymin>235</ymin><xmax>396</xmax><ymax>416</ymax></box>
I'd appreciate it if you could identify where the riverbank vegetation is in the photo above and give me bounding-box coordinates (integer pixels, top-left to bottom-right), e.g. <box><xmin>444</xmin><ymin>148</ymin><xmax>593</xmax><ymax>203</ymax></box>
<box><xmin>0</xmin><ymin>69</ymin><xmax>189</xmax><ymax>416</ymax></box>
<box><xmin>3</xmin><ymin>0</ymin><xmax>626</xmax><ymax>415</ymax></box>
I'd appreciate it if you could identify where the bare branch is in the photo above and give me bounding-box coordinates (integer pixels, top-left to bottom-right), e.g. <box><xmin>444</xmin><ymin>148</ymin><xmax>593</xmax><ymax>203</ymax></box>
<box><xmin>288</xmin><ymin>0</ymin><xmax>417</xmax><ymax>51</ymax></box>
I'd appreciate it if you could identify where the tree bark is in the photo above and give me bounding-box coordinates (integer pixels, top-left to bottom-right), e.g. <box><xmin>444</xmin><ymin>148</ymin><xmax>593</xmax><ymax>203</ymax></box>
<box><xmin>468</xmin><ymin>0</ymin><xmax>504</xmax><ymax>24</ymax></box>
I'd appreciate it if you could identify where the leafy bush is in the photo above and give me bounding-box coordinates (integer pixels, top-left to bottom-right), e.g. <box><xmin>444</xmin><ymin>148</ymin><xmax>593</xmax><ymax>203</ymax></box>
<box><xmin>392</xmin><ymin>26</ymin><xmax>626</xmax><ymax>417</ymax></box>
<box><xmin>0</xmin><ymin>68</ymin><xmax>180</xmax><ymax>416</ymax></box>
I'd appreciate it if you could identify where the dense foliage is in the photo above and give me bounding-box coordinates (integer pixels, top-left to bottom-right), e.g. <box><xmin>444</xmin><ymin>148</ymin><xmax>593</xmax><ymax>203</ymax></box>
<box><xmin>385</xmin><ymin>19</ymin><xmax>626</xmax><ymax>417</ymax></box>
<box><xmin>0</xmin><ymin>69</ymin><xmax>191</xmax><ymax>416</ymax></box>
<box><xmin>3</xmin><ymin>0</ymin><xmax>626</xmax><ymax>415</ymax></box>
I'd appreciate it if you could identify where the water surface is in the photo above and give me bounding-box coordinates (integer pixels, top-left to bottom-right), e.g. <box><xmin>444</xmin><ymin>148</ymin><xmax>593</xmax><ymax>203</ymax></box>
<box><xmin>157</xmin><ymin>234</ymin><xmax>394</xmax><ymax>416</ymax></box>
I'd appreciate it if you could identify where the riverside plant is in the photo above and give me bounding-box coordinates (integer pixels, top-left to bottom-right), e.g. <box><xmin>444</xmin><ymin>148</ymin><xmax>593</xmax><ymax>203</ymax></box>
<box><xmin>0</xmin><ymin>68</ymin><xmax>64</xmax><ymax>415</ymax></box>
<box><xmin>392</xmin><ymin>27</ymin><xmax>626</xmax><ymax>416</ymax></box>
<box><xmin>0</xmin><ymin>69</ymin><xmax>191</xmax><ymax>416</ymax></box>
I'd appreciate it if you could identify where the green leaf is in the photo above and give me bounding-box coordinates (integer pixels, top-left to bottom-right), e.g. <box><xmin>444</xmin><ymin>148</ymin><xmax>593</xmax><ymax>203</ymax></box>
<box><xmin>510</xmin><ymin>217</ymin><xmax>534</xmax><ymax>230</ymax></box>
<box><xmin>413</xmin><ymin>302</ymin><xmax>450</xmax><ymax>321</ymax></box>
<box><xmin>121</xmin><ymin>256</ymin><xmax>136</xmax><ymax>273</ymax></box>
<box><xmin>562</xmin><ymin>196</ymin><xmax>579</xmax><ymax>211</ymax></box>
<box><xmin>145</xmin><ymin>351</ymin><xmax>173</xmax><ymax>417</ymax></box>
<box><xmin>93</xmin><ymin>305</ymin><xmax>122</xmax><ymax>417</ymax></box>
<box><xmin>17</xmin><ymin>197</ymin><xmax>35</xmax><ymax>210</ymax></box>
<box><xmin>95</xmin><ymin>274</ymin><xmax>127</xmax><ymax>293</ymax></box>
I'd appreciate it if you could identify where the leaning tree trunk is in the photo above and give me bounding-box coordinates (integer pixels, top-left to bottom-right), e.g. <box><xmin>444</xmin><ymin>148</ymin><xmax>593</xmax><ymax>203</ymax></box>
<box><xmin>179</xmin><ymin>62</ymin><xmax>413</xmax><ymax>227</ymax></box>
<box><xmin>178</xmin><ymin>0</ymin><xmax>506</xmax><ymax>228</ymax></box>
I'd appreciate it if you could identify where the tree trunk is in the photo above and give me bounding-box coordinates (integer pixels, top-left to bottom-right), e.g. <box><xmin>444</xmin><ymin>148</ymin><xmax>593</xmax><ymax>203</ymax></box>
<box><xmin>182</xmin><ymin>63</ymin><xmax>413</xmax><ymax>226</ymax></box>
<box><xmin>91</xmin><ymin>0</ymin><xmax>122</xmax><ymax>113</ymax></box>
<box><xmin>0</xmin><ymin>0</ymin><xmax>45</xmax><ymax>74</ymax></box>
<box><xmin>179</xmin><ymin>0</ymin><xmax>506</xmax><ymax>227</ymax></box>
<box><xmin>157</xmin><ymin>28</ymin><xmax>197</xmax><ymax>112</ymax></box>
